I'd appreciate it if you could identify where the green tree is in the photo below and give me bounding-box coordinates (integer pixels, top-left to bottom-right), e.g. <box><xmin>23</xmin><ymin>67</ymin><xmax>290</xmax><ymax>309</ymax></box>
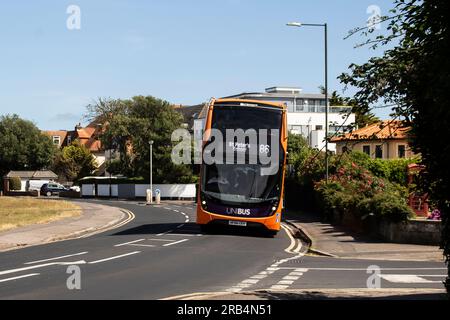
<box><xmin>339</xmin><ymin>0</ymin><xmax>450</xmax><ymax>292</ymax></box>
<box><xmin>0</xmin><ymin>114</ymin><xmax>56</xmax><ymax>177</ymax></box>
<box><xmin>86</xmin><ymin>96</ymin><xmax>196</xmax><ymax>183</ymax></box>
<box><xmin>52</xmin><ymin>141</ymin><xmax>97</xmax><ymax>182</ymax></box>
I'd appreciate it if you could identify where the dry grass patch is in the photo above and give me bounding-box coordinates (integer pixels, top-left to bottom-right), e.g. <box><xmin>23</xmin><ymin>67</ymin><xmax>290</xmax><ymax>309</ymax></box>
<box><xmin>0</xmin><ymin>197</ymin><xmax>81</xmax><ymax>232</ymax></box>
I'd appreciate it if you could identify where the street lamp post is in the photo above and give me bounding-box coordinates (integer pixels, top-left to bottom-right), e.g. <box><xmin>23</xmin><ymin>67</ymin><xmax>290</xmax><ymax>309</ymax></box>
<box><xmin>287</xmin><ymin>22</ymin><xmax>329</xmax><ymax>183</ymax></box>
<box><xmin>149</xmin><ymin>140</ymin><xmax>154</xmax><ymax>204</ymax></box>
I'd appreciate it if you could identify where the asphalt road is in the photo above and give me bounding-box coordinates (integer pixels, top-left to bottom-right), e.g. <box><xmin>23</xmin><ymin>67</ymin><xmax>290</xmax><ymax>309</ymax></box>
<box><xmin>0</xmin><ymin>200</ymin><xmax>446</xmax><ymax>299</ymax></box>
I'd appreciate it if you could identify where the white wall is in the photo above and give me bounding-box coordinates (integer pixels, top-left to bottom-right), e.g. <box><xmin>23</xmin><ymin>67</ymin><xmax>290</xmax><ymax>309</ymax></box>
<box><xmin>310</xmin><ymin>130</ymin><xmax>337</xmax><ymax>153</ymax></box>
<box><xmin>287</xmin><ymin>112</ymin><xmax>355</xmax><ymax>129</ymax></box>
<box><xmin>81</xmin><ymin>184</ymin><xmax>96</xmax><ymax>197</ymax></box>
<box><xmin>20</xmin><ymin>179</ymin><xmax>27</xmax><ymax>192</ymax></box>
<box><xmin>97</xmin><ymin>184</ymin><xmax>118</xmax><ymax>197</ymax></box>
<box><xmin>135</xmin><ymin>184</ymin><xmax>196</xmax><ymax>198</ymax></box>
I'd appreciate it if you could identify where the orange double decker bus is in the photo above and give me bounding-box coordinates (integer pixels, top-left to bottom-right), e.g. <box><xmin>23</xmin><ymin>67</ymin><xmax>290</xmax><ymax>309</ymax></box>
<box><xmin>197</xmin><ymin>99</ymin><xmax>288</xmax><ymax>236</ymax></box>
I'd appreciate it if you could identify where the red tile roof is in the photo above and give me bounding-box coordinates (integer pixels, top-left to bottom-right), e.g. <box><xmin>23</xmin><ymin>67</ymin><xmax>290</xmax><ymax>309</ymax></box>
<box><xmin>44</xmin><ymin>130</ymin><xmax>68</xmax><ymax>142</ymax></box>
<box><xmin>331</xmin><ymin>120</ymin><xmax>410</xmax><ymax>142</ymax></box>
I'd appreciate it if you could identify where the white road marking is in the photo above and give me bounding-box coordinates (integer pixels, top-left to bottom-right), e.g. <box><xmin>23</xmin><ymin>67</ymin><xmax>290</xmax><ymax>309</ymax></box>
<box><xmin>0</xmin><ymin>261</ymin><xmax>86</xmax><ymax>277</ymax></box>
<box><xmin>380</xmin><ymin>274</ymin><xmax>444</xmax><ymax>284</ymax></box>
<box><xmin>157</xmin><ymin>230</ymin><xmax>174</xmax><ymax>236</ymax></box>
<box><xmin>147</xmin><ymin>238</ymin><xmax>179</xmax><ymax>242</ymax></box>
<box><xmin>281</xmin><ymin>224</ymin><xmax>304</xmax><ymax>254</ymax></box>
<box><xmin>89</xmin><ymin>251</ymin><xmax>141</xmax><ymax>264</ymax></box>
<box><xmin>25</xmin><ymin>252</ymin><xmax>88</xmax><ymax>265</ymax></box>
<box><xmin>0</xmin><ymin>273</ymin><xmax>40</xmax><ymax>283</ymax></box>
<box><xmin>242</xmin><ymin>279</ymin><xmax>260</xmax><ymax>284</ymax></box>
<box><xmin>128</xmin><ymin>244</ymin><xmax>156</xmax><ymax>248</ymax></box>
<box><xmin>289</xmin><ymin>272</ymin><xmax>305</xmax><ymax>277</ymax></box>
<box><xmin>114</xmin><ymin>239</ymin><xmax>145</xmax><ymax>247</ymax></box>
<box><xmin>278</xmin><ymin>280</ymin><xmax>294</xmax><ymax>285</ymax></box>
<box><xmin>283</xmin><ymin>275</ymin><xmax>300</xmax><ymax>281</ymax></box>
<box><xmin>163</xmin><ymin>239</ymin><xmax>189</xmax><ymax>247</ymax></box>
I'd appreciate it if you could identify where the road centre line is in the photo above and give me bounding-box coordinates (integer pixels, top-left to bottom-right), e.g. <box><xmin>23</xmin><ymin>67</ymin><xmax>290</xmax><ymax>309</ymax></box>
<box><xmin>0</xmin><ymin>273</ymin><xmax>40</xmax><ymax>283</ymax></box>
<box><xmin>163</xmin><ymin>239</ymin><xmax>189</xmax><ymax>247</ymax></box>
<box><xmin>114</xmin><ymin>239</ymin><xmax>146</xmax><ymax>247</ymax></box>
<box><xmin>89</xmin><ymin>251</ymin><xmax>141</xmax><ymax>264</ymax></box>
<box><xmin>0</xmin><ymin>261</ymin><xmax>86</xmax><ymax>277</ymax></box>
<box><xmin>129</xmin><ymin>244</ymin><xmax>156</xmax><ymax>248</ymax></box>
<box><xmin>25</xmin><ymin>252</ymin><xmax>88</xmax><ymax>265</ymax></box>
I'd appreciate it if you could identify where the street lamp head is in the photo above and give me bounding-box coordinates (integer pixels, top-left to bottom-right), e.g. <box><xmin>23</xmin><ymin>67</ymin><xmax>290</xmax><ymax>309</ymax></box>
<box><xmin>149</xmin><ymin>140</ymin><xmax>154</xmax><ymax>145</ymax></box>
<box><xmin>286</xmin><ymin>22</ymin><xmax>302</xmax><ymax>27</ymax></box>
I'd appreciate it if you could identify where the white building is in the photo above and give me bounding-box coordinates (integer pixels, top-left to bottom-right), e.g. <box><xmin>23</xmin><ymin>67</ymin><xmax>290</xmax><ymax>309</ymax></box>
<box><xmin>188</xmin><ymin>87</ymin><xmax>355</xmax><ymax>153</ymax></box>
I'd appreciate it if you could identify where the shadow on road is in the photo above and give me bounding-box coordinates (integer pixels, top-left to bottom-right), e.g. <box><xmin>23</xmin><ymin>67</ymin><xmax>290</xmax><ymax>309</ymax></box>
<box><xmin>111</xmin><ymin>223</ymin><xmax>274</xmax><ymax>238</ymax></box>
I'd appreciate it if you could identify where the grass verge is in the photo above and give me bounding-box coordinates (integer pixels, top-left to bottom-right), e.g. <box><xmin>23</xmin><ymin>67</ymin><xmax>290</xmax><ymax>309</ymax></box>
<box><xmin>0</xmin><ymin>197</ymin><xmax>81</xmax><ymax>232</ymax></box>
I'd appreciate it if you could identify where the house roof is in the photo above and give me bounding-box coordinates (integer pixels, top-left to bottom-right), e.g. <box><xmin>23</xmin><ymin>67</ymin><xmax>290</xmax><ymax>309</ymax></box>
<box><xmin>331</xmin><ymin>120</ymin><xmax>410</xmax><ymax>142</ymax></box>
<box><xmin>5</xmin><ymin>170</ymin><xmax>58</xmax><ymax>179</ymax></box>
<box><xmin>44</xmin><ymin>130</ymin><xmax>68</xmax><ymax>141</ymax></box>
<box><xmin>177</xmin><ymin>103</ymin><xmax>209</xmax><ymax>127</ymax></box>
<box><xmin>77</xmin><ymin>127</ymin><xmax>96</xmax><ymax>139</ymax></box>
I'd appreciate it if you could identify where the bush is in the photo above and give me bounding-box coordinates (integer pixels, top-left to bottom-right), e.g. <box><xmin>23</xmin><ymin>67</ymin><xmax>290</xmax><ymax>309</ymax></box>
<box><xmin>339</xmin><ymin>151</ymin><xmax>417</xmax><ymax>186</ymax></box>
<box><xmin>9</xmin><ymin>177</ymin><xmax>22</xmax><ymax>191</ymax></box>
<box><xmin>357</xmin><ymin>193</ymin><xmax>415</xmax><ymax>223</ymax></box>
<box><xmin>315</xmin><ymin>161</ymin><xmax>413</xmax><ymax>223</ymax></box>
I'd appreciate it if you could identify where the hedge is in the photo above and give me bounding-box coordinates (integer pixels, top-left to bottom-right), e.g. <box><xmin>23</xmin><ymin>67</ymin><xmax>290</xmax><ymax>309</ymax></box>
<box><xmin>9</xmin><ymin>177</ymin><xmax>22</xmax><ymax>191</ymax></box>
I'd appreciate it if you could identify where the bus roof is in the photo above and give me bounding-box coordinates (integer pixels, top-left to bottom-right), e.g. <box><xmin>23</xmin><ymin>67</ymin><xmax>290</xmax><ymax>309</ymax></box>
<box><xmin>213</xmin><ymin>98</ymin><xmax>286</xmax><ymax>110</ymax></box>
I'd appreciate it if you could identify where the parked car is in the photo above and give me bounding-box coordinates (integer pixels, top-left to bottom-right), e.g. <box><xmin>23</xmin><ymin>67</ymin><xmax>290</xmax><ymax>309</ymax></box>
<box><xmin>27</xmin><ymin>180</ymin><xmax>50</xmax><ymax>192</ymax></box>
<box><xmin>40</xmin><ymin>183</ymin><xmax>70</xmax><ymax>197</ymax></box>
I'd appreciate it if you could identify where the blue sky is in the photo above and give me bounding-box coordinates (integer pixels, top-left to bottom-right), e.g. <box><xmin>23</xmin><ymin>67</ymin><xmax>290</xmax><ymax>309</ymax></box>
<box><xmin>0</xmin><ymin>0</ymin><xmax>396</xmax><ymax>130</ymax></box>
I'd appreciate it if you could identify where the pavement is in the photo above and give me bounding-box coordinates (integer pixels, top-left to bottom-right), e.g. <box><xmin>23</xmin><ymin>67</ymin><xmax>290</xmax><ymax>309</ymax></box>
<box><xmin>284</xmin><ymin>210</ymin><xmax>444</xmax><ymax>262</ymax></box>
<box><xmin>0</xmin><ymin>201</ymin><xmax>128</xmax><ymax>252</ymax></box>
<box><xmin>0</xmin><ymin>200</ymin><xmax>447</xmax><ymax>300</ymax></box>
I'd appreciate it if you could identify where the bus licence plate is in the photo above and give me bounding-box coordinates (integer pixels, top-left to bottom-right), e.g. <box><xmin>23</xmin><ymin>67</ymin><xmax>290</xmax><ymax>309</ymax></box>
<box><xmin>229</xmin><ymin>221</ymin><xmax>247</xmax><ymax>227</ymax></box>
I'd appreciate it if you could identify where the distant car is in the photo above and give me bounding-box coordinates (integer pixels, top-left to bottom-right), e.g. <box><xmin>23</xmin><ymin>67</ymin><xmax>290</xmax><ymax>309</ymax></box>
<box><xmin>40</xmin><ymin>183</ymin><xmax>70</xmax><ymax>197</ymax></box>
<box><xmin>70</xmin><ymin>186</ymin><xmax>81</xmax><ymax>193</ymax></box>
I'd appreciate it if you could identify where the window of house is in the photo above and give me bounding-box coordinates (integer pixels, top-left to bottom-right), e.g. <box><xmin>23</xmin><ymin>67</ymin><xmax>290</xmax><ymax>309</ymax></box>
<box><xmin>363</xmin><ymin>145</ymin><xmax>370</xmax><ymax>156</ymax></box>
<box><xmin>67</xmin><ymin>135</ymin><xmax>72</xmax><ymax>145</ymax></box>
<box><xmin>52</xmin><ymin>136</ymin><xmax>61</xmax><ymax>146</ymax></box>
<box><xmin>375</xmin><ymin>145</ymin><xmax>383</xmax><ymax>159</ymax></box>
<box><xmin>398</xmin><ymin>145</ymin><xmax>406</xmax><ymax>158</ymax></box>
<box><xmin>295</xmin><ymin>99</ymin><xmax>304</xmax><ymax>112</ymax></box>
<box><xmin>315</xmin><ymin>125</ymin><xmax>323</xmax><ymax>131</ymax></box>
